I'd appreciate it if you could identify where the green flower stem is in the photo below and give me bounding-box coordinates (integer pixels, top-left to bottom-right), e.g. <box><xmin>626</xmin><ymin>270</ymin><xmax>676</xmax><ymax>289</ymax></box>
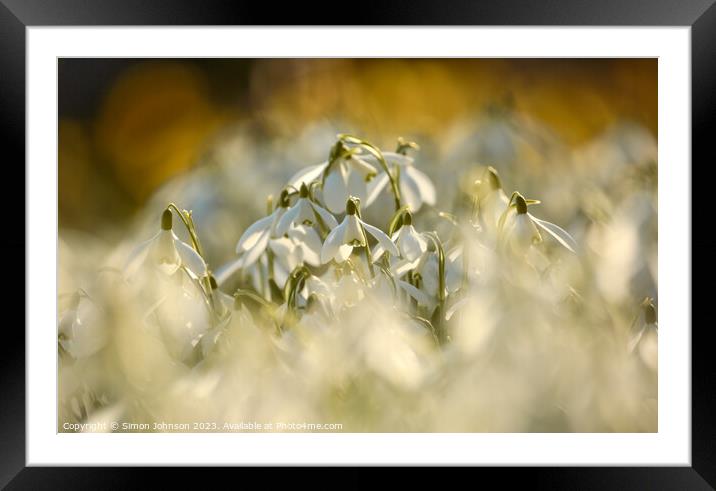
<box><xmin>166</xmin><ymin>203</ymin><xmax>218</xmax><ymax>318</ymax></box>
<box><xmin>425</xmin><ymin>231</ymin><xmax>447</xmax><ymax>343</ymax></box>
<box><xmin>339</xmin><ymin>134</ymin><xmax>402</xmax><ymax>212</ymax></box>
<box><xmin>350</xmin><ymin>197</ymin><xmax>375</xmax><ymax>278</ymax></box>
<box><xmin>425</xmin><ymin>232</ymin><xmax>446</xmax><ymax>305</ymax></box>
<box><xmin>388</xmin><ymin>205</ymin><xmax>411</xmax><ymax>236</ymax></box>
<box><xmin>166</xmin><ymin>203</ymin><xmax>205</xmax><ymax>259</ymax></box>
<box><xmin>234</xmin><ymin>288</ymin><xmax>275</xmax><ymax>310</ymax></box>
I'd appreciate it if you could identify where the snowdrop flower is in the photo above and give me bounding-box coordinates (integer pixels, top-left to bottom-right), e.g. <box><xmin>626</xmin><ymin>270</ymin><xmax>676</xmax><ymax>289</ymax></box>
<box><xmin>234</xmin><ymin>191</ymin><xmax>290</xmax><ymax>269</ymax></box>
<box><xmin>275</xmin><ymin>183</ymin><xmax>338</xmax><ymax>235</ymax></box>
<box><xmin>287</xmin><ymin>225</ymin><xmax>323</xmax><ymax>266</ymax></box>
<box><xmin>478</xmin><ymin>166</ymin><xmax>510</xmax><ymax>230</ymax></box>
<box><xmin>629</xmin><ymin>299</ymin><xmax>658</xmax><ymax>370</ymax></box>
<box><xmin>289</xmin><ymin>141</ymin><xmax>378</xmax><ymax>214</ymax></box>
<box><xmin>125</xmin><ymin>209</ymin><xmax>207</xmax><ymax>280</ymax></box>
<box><xmin>366</xmin><ymin>151</ymin><xmax>436</xmax><ymax>212</ymax></box>
<box><xmin>320</xmin><ymin>198</ymin><xmax>398</xmax><ymax>264</ymax></box>
<box><xmin>148</xmin><ymin>272</ymin><xmax>212</xmax><ymax>364</ymax></box>
<box><xmin>500</xmin><ymin>194</ymin><xmax>577</xmax><ymax>255</ymax></box>
<box><xmin>373</xmin><ymin>211</ymin><xmax>428</xmax><ymax>262</ymax></box>
<box><xmin>200</xmin><ymin>276</ymin><xmax>235</xmax><ymax>357</ymax></box>
<box><xmin>332</xmin><ymin>270</ymin><xmax>366</xmax><ymax>309</ymax></box>
<box><xmin>268</xmin><ymin>236</ymin><xmax>304</xmax><ymax>288</ymax></box>
<box><xmin>297</xmin><ymin>273</ymin><xmax>334</xmax><ymax>310</ymax></box>
<box><xmin>58</xmin><ymin>291</ymin><xmax>107</xmax><ymax>359</ymax></box>
<box><xmin>399</xmin><ymin>248</ymin><xmax>463</xmax><ymax>311</ymax></box>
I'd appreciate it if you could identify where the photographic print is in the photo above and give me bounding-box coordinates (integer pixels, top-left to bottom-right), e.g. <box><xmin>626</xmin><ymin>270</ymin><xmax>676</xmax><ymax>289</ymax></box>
<box><xmin>57</xmin><ymin>58</ymin><xmax>658</xmax><ymax>433</ymax></box>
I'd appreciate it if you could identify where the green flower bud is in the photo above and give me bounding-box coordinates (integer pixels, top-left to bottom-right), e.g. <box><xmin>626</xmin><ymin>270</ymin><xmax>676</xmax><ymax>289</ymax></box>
<box><xmin>644</xmin><ymin>301</ymin><xmax>657</xmax><ymax>324</ymax></box>
<box><xmin>279</xmin><ymin>189</ymin><xmax>290</xmax><ymax>208</ymax></box>
<box><xmin>515</xmin><ymin>195</ymin><xmax>528</xmax><ymax>214</ymax></box>
<box><xmin>161</xmin><ymin>209</ymin><xmax>173</xmax><ymax>230</ymax></box>
<box><xmin>403</xmin><ymin>210</ymin><xmax>413</xmax><ymax>226</ymax></box>
<box><xmin>299</xmin><ymin>182</ymin><xmax>309</xmax><ymax>198</ymax></box>
<box><xmin>346</xmin><ymin>199</ymin><xmax>358</xmax><ymax>216</ymax></box>
<box><xmin>329</xmin><ymin>140</ymin><xmax>349</xmax><ymax>163</ymax></box>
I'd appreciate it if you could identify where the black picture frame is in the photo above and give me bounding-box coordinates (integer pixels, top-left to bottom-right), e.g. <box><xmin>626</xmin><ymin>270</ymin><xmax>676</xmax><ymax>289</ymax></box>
<box><xmin>3</xmin><ymin>0</ymin><xmax>711</xmax><ymax>486</ymax></box>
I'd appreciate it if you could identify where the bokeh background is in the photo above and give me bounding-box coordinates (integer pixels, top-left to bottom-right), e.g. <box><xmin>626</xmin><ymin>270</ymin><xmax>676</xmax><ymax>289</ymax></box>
<box><xmin>58</xmin><ymin>58</ymin><xmax>656</xmax><ymax>233</ymax></box>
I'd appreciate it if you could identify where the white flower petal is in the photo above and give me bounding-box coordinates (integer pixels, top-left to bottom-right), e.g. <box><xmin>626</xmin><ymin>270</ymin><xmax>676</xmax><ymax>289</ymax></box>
<box><xmin>346</xmin><ymin>168</ymin><xmax>368</xmax><ymax>204</ymax></box>
<box><xmin>365</xmin><ymin>172</ymin><xmax>390</xmax><ymax>207</ymax></box>
<box><xmin>288</xmin><ymin>162</ymin><xmax>327</xmax><ymax>189</ymax></box>
<box><xmin>269</xmin><ymin>207</ymin><xmax>287</xmax><ymax>237</ymax></box>
<box><xmin>528</xmin><ymin>213</ymin><xmax>577</xmax><ymax>253</ymax></box>
<box><xmin>399</xmin><ymin>173</ymin><xmax>422</xmax><ymax>212</ymax></box>
<box><xmin>295</xmin><ymin>199</ymin><xmax>316</xmax><ymax>225</ymax></box>
<box><xmin>270</xmin><ymin>238</ymin><xmax>301</xmax><ymax>281</ymax></box>
<box><xmin>275</xmin><ymin>205</ymin><xmax>299</xmax><ymax>237</ymax></box>
<box><xmin>151</xmin><ymin>230</ymin><xmax>181</xmax><ymax>275</ymax></box>
<box><xmin>335</xmin><ymin>244</ymin><xmax>354</xmax><ymax>263</ymax></box>
<box><xmin>323</xmin><ymin>167</ymin><xmax>349</xmax><ymax>214</ymax></box>
<box><xmin>398</xmin><ymin>280</ymin><xmax>433</xmax><ymax>308</ymax></box>
<box><xmin>320</xmin><ymin>221</ymin><xmax>346</xmax><ymax>264</ymax></box>
<box><xmin>362</xmin><ymin>221</ymin><xmax>399</xmax><ymax>257</ymax></box>
<box><xmin>123</xmin><ymin>231</ymin><xmax>159</xmax><ymax>280</ymax></box>
<box><xmin>344</xmin><ymin>215</ymin><xmax>366</xmax><ymax>246</ymax></box>
<box><xmin>236</xmin><ymin>214</ymin><xmax>274</xmax><ymax>252</ymax></box>
<box><xmin>507</xmin><ymin>213</ymin><xmax>540</xmax><ymax>254</ymax></box>
<box><xmin>348</xmin><ymin>156</ymin><xmax>378</xmax><ymax>176</ymax></box>
<box><xmin>393</xmin><ymin>256</ymin><xmax>422</xmax><ymax>276</ymax></box>
<box><xmin>305</xmin><ymin>275</ymin><xmax>332</xmax><ymax>299</ymax></box>
<box><xmin>397</xmin><ymin>225</ymin><xmax>427</xmax><ymax>261</ymax></box>
<box><xmin>371</xmin><ymin>242</ymin><xmax>386</xmax><ymax>262</ymax></box>
<box><xmin>238</xmin><ymin>228</ymin><xmax>270</xmax><ymax>269</ymax></box>
<box><xmin>404</xmin><ymin>165</ymin><xmax>436</xmax><ymax>206</ymax></box>
<box><xmin>310</xmin><ymin>201</ymin><xmax>338</xmax><ymax>229</ymax></box>
<box><xmin>420</xmin><ymin>254</ymin><xmax>439</xmax><ymax>298</ymax></box>
<box><xmin>445</xmin><ymin>296</ymin><xmax>469</xmax><ymax>321</ymax></box>
<box><xmin>268</xmin><ymin>236</ymin><xmax>296</xmax><ymax>258</ymax></box>
<box><xmin>213</xmin><ymin>256</ymin><xmax>244</xmax><ymax>286</ymax></box>
<box><xmin>173</xmin><ymin>234</ymin><xmax>208</xmax><ymax>277</ymax></box>
<box><xmin>272</xmin><ymin>260</ymin><xmax>290</xmax><ymax>289</ymax></box>
<box><xmin>289</xmin><ymin>226</ymin><xmax>322</xmax><ymax>266</ymax></box>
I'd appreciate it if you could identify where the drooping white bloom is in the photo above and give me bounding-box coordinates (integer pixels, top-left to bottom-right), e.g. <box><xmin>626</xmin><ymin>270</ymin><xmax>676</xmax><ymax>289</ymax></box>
<box><xmin>320</xmin><ymin>199</ymin><xmax>399</xmax><ymax>264</ymax></box>
<box><xmin>287</xmin><ymin>225</ymin><xmax>323</xmax><ymax>267</ymax></box>
<box><xmin>149</xmin><ymin>272</ymin><xmax>212</xmax><ymax>364</ymax></box>
<box><xmin>289</xmin><ymin>142</ymin><xmax>378</xmax><ymax>214</ymax></box>
<box><xmin>501</xmin><ymin>195</ymin><xmax>577</xmax><ymax>255</ymax></box>
<box><xmin>332</xmin><ymin>270</ymin><xmax>366</xmax><ymax>310</ymax></box>
<box><xmin>215</xmin><ymin>224</ymin><xmax>320</xmax><ymax>291</ymax></box>
<box><xmin>478</xmin><ymin>167</ymin><xmax>511</xmax><ymax>230</ymax></box>
<box><xmin>234</xmin><ymin>200</ymin><xmax>289</xmax><ymax>269</ymax></box>
<box><xmin>322</xmin><ymin>154</ymin><xmax>378</xmax><ymax>214</ymax></box>
<box><xmin>373</xmin><ymin>212</ymin><xmax>427</xmax><ymax>262</ymax></box>
<box><xmin>200</xmin><ymin>276</ymin><xmax>237</xmax><ymax>357</ymax></box>
<box><xmin>365</xmin><ymin>152</ymin><xmax>436</xmax><ymax>212</ymax></box>
<box><xmin>629</xmin><ymin>300</ymin><xmax>658</xmax><ymax>371</ymax></box>
<box><xmin>268</xmin><ymin>236</ymin><xmax>304</xmax><ymax>288</ymax></box>
<box><xmin>275</xmin><ymin>183</ymin><xmax>338</xmax><ymax>236</ymax></box>
<box><xmin>398</xmin><ymin>247</ymin><xmax>463</xmax><ymax>312</ymax></box>
<box><xmin>124</xmin><ymin>209</ymin><xmax>207</xmax><ymax>280</ymax></box>
<box><xmin>58</xmin><ymin>291</ymin><xmax>107</xmax><ymax>359</ymax></box>
<box><xmin>297</xmin><ymin>273</ymin><xmax>333</xmax><ymax>307</ymax></box>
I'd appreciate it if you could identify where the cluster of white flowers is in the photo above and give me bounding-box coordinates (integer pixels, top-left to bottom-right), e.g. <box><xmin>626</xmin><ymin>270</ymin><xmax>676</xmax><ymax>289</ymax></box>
<box><xmin>57</xmin><ymin>131</ymin><xmax>657</xmax><ymax>432</ymax></box>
